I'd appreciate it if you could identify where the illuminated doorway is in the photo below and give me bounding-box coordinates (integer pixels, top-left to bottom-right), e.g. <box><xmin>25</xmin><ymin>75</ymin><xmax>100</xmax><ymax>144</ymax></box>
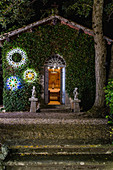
<box><xmin>48</xmin><ymin>67</ymin><xmax>61</xmax><ymax>105</ymax></box>
<box><xmin>44</xmin><ymin>54</ymin><xmax>66</xmax><ymax>105</ymax></box>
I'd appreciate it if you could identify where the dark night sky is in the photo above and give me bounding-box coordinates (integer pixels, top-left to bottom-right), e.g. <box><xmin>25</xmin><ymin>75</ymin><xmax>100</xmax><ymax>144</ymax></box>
<box><xmin>0</xmin><ymin>0</ymin><xmax>113</xmax><ymax>39</ymax></box>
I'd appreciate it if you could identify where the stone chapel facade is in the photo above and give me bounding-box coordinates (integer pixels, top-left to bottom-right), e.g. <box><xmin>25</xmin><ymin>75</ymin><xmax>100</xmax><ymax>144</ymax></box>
<box><xmin>0</xmin><ymin>15</ymin><xmax>113</xmax><ymax>110</ymax></box>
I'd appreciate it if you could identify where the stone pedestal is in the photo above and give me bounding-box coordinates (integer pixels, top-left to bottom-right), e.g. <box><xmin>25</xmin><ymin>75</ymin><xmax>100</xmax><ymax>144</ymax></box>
<box><xmin>70</xmin><ymin>99</ymin><xmax>74</xmax><ymax>111</ymax></box>
<box><xmin>73</xmin><ymin>99</ymin><xmax>81</xmax><ymax>113</ymax></box>
<box><xmin>29</xmin><ymin>98</ymin><xmax>38</xmax><ymax>113</ymax></box>
<box><xmin>65</xmin><ymin>92</ymin><xmax>71</xmax><ymax>107</ymax></box>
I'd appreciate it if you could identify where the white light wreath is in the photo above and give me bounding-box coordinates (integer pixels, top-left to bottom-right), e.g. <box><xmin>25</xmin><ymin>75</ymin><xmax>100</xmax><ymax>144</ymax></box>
<box><xmin>6</xmin><ymin>48</ymin><xmax>27</xmax><ymax>68</ymax></box>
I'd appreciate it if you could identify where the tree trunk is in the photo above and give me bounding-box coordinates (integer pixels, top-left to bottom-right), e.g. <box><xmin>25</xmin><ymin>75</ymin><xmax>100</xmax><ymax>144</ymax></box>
<box><xmin>92</xmin><ymin>0</ymin><xmax>107</xmax><ymax>108</ymax></box>
<box><xmin>109</xmin><ymin>44</ymin><xmax>113</xmax><ymax>79</ymax></box>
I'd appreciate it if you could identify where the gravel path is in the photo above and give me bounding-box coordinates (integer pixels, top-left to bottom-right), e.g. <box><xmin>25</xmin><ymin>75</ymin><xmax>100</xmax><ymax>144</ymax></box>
<box><xmin>0</xmin><ymin>112</ymin><xmax>107</xmax><ymax>125</ymax></box>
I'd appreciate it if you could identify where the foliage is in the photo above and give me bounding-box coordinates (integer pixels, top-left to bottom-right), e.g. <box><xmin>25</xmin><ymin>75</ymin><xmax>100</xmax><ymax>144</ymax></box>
<box><xmin>104</xmin><ymin>79</ymin><xmax>113</xmax><ymax>125</ymax></box>
<box><xmin>62</xmin><ymin>0</ymin><xmax>113</xmax><ymax>21</ymax></box>
<box><xmin>62</xmin><ymin>0</ymin><xmax>93</xmax><ymax>18</ymax></box>
<box><xmin>66</xmin><ymin>34</ymin><xmax>95</xmax><ymax>110</ymax></box>
<box><xmin>2</xmin><ymin>24</ymin><xmax>95</xmax><ymax>111</ymax></box>
<box><xmin>104</xmin><ymin>1</ymin><xmax>113</xmax><ymax>21</ymax></box>
<box><xmin>2</xmin><ymin>43</ymin><xmax>40</xmax><ymax>111</ymax></box>
<box><xmin>0</xmin><ymin>0</ymin><xmax>35</xmax><ymax>28</ymax></box>
<box><xmin>0</xmin><ymin>0</ymin><xmax>113</xmax><ymax>32</ymax></box>
<box><xmin>12</xmin><ymin>53</ymin><xmax>22</xmax><ymax>62</ymax></box>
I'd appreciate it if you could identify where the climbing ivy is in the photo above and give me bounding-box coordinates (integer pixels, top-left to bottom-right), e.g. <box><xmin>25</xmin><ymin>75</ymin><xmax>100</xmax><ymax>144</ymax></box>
<box><xmin>104</xmin><ymin>79</ymin><xmax>113</xmax><ymax>125</ymax></box>
<box><xmin>2</xmin><ymin>23</ymin><xmax>95</xmax><ymax>111</ymax></box>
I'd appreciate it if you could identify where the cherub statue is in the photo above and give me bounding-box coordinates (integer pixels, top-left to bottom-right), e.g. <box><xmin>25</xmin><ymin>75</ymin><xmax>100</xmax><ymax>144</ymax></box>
<box><xmin>32</xmin><ymin>86</ymin><xmax>36</xmax><ymax>98</ymax></box>
<box><xmin>73</xmin><ymin>87</ymin><xmax>78</xmax><ymax>100</ymax></box>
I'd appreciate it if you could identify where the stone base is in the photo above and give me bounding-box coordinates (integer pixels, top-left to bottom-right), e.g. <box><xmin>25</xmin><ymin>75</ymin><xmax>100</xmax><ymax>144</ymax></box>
<box><xmin>73</xmin><ymin>99</ymin><xmax>81</xmax><ymax>113</ymax></box>
<box><xmin>29</xmin><ymin>98</ymin><xmax>38</xmax><ymax>113</ymax></box>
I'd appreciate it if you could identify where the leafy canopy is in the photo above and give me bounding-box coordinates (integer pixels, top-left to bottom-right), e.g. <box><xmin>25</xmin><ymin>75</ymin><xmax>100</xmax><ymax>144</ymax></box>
<box><xmin>0</xmin><ymin>0</ymin><xmax>113</xmax><ymax>30</ymax></box>
<box><xmin>0</xmin><ymin>0</ymin><xmax>35</xmax><ymax>28</ymax></box>
<box><xmin>62</xmin><ymin>0</ymin><xmax>93</xmax><ymax>18</ymax></box>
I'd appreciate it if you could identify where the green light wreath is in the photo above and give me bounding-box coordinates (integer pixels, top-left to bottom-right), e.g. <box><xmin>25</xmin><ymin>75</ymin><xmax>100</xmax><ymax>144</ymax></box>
<box><xmin>24</xmin><ymin>69</ymin><xmax>37</xmax><ymax>82</ymax></box>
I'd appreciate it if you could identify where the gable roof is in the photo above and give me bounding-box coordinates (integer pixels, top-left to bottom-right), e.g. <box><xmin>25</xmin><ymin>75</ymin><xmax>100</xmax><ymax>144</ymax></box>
<box><xmin>0</xmin><ymin>15</ymin><xmax>113</xmax><ymax>45</ymax></box>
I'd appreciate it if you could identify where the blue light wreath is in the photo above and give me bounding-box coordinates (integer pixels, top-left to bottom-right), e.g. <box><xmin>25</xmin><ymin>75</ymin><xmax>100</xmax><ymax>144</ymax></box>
<box><xmin>6</xmin><ymin>76</ymin><xmax>22</xmax><ymax>91</ymax></box>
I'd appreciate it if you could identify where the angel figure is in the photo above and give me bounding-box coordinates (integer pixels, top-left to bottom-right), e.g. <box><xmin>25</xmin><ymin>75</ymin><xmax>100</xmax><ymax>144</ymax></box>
<box><xmin>73</xmin><ymin>87</ymin><xmax>78</xmax><ymax>100</ymax></box>
<box><xmin>32</xmin><ymin>86</ymin><xmax>36</xmax><ymax>98</ymax></box>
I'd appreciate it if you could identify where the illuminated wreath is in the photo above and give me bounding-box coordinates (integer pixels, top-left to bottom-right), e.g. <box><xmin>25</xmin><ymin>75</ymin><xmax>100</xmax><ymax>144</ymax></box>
<box><xmin>6</xmin><ymin>76</ymin><xmax>22</xmax><ymax>91</ymax></box>
<box><xmin>6</xmin><ymin>48</ymin><xmax>27</xmax><ymax>68</ymax></box>
<box><xmin>24</xmin><ymin>69</ymin><xmax>37</xmax><ymax>82</ymax></box>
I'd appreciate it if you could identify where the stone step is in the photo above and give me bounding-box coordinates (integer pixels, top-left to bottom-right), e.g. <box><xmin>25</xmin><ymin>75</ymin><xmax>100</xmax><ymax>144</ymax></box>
<box><xmin>2</xmin><ymin>143</ymin><xmax>113</xmax><ymax>169</ymax></box>
<box><xmin>3</xmin><ymin>153</ymin><xmax>113</xmax><ymax>170</ymax></box>
<box><xmin>0</xmin><ymin>122</ymin><xmax>111</xmax><ymax>145</ymax></box>
<box><xmin>40</xmin><ymin>106</ymin><xmax>71</xmax><ymax>113</ymax></box>
<box><xmin>4</xmin><ymin>164</ymin><xmax>109</xmax><ymax>170</ymax></box>
<box><xmin>40</xmin><ymin>108</ymin><xmax>71</xmax><ymax>112</ymax></box>
<box><xmin>9</xmin><ymin>144</ymin><xmax>113</xmax><ymax>155</ymax></box>
<box><xmin>0</xmin><ymin>112</ymin><xmax>112</xmax><ymax>169</ymax></box>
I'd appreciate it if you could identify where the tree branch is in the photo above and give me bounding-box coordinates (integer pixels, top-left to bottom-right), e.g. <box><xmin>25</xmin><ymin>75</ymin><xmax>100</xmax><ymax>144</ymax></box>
<box><xmin>107</xmin><ymin>11</ymin><xmax>113</xmax><ymax>22</ymax></box>
<box><xmin>29</xmin><ymin>0</ymin><xmax>37</xmax><ymax>5</ymax></box>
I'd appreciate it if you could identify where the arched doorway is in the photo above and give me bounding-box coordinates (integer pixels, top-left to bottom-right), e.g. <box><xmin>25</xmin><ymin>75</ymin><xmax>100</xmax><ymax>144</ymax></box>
<box><xmin>44</xmin><ymin>54</ymin><xmax>66</xmax><ymax>105</ymax></box>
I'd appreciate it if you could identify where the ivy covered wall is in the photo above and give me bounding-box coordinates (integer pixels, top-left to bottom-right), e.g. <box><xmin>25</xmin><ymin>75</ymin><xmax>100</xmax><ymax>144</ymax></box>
<box><xmin>2</xmin><ymin>23</ymin><xmax>95</xmax><ymax>111</ymax></box>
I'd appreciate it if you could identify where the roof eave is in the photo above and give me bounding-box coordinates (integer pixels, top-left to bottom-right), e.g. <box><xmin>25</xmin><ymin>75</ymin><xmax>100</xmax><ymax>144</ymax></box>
<box><xmin>0</xmin><ymin>14</ymin><xmax>113</xmax><ymax>44</ymax></box>
<box><xmin>0</xmin><ymin>15</ymin><xmax>55</xmax><ymax>41</ymax></box>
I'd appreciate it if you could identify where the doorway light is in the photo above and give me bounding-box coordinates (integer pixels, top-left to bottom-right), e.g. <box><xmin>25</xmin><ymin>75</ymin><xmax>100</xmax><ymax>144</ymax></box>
<box><xmin>53</xmin><ymin>63</ymin><xmax>57</xmax><ymax>68</ymax></box>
